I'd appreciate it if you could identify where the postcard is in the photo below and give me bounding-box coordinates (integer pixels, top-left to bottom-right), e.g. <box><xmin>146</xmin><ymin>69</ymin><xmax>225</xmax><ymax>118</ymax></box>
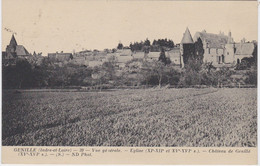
<box><xmin>1</xmin><ymin>0</ymin><xmax>258</xmax><ymax>165</ymax></box>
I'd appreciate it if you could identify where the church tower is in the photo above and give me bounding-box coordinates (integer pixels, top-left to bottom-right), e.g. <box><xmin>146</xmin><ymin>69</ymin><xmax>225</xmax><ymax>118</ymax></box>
<box><xmin>180</xmin><ymin>28</ymin><xmax>195</xmax><ymax>66</ymax></box>
<box><xmin>6</xmin><ymin>34</ymin><xmax>18</xmax><ymax>58</ymax></box>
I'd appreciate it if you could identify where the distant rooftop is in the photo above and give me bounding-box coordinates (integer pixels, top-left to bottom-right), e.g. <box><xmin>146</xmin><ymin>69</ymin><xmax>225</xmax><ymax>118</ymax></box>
<box><xmin>193</xmin><ymin>30</ymin><xmax>229</xmax><ymax>48</ymax></box>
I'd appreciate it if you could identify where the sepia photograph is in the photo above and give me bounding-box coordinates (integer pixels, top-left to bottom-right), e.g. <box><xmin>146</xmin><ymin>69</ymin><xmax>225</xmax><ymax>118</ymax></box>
<box><xmin>1</xmin><ymin>0</ymin><xmax>257</xmax><ymax>149</ymax></box>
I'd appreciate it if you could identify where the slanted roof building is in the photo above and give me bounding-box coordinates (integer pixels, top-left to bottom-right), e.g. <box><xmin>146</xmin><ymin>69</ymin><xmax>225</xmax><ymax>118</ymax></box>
<box><xmin>193</xmin><ymin>30</ymin><xmax>256</xmax><ymax>65</ymax></box>
<box><xmin>234</xmin><ymin>42</ymin><xmax>255</xmax><ymax>55</ymax></box>
<box><xmin>5</xmin><ymin>34</ymin><xmax>30</xmax><ymax>59</ymax></box>
<box><xmin>48</xmin><ymin>52</ymin><xmax>73</xmax><ymax>62</ymax></box>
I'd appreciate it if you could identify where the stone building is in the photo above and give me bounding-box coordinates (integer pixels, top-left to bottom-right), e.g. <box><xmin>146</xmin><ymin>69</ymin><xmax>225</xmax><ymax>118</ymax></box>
<box><xmin>48</xmin><ymin>51</ymin><xmax>73</xmax><ymax>62</ymax></box>
<box><xmin>193</xmin><ymin>30</ymin><xmax>227</xmax><ymax>65</ymax></box>
<box><xmin>166</xmin><ymin>47</ymin><xmax>182</xmax><ymax>66</ymax></box>
<box><xmin>225</xmin><ymin>38</ymin><xmax>256</xmax><ymax>64</ymax></box>
<box><xmin>181</xmin><ymin>28</ymin><xmax>256</xmax><ymax>67</ymax></box>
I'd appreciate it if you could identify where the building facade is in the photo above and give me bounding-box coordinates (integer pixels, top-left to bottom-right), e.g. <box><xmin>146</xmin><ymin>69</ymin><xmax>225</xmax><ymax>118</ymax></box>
<box><xmin>181</xmin><ymin>28</ymin><xmax>256</xmax><ymax>67</ymax></box>
<box><xmin>193</xmin><ymin>30</ymin><xmax>228</xmax><ymax>65</ymax></box>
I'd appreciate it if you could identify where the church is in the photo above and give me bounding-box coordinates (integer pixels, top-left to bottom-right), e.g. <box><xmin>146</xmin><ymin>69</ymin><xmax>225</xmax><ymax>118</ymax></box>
<box><xmin>3</xmin><ymin>34</ymin><xmax>30</xmax><ymax>59</ymax></box>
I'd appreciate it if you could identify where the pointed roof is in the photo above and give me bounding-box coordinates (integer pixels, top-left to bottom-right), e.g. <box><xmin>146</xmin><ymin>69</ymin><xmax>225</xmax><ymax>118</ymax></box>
<box><xmin>181</xmin><ymin>28</ymin><xmax>194</xmax><ymax>44</ymax></box>
<box><xmin>9</xmin><ymin>34</ymin><xmax>18</xmax><ymax>46</ymax></box>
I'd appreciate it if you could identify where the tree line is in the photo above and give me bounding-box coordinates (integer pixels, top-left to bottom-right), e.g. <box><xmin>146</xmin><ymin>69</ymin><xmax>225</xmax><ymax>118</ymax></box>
<box><xmin>117</xmin><ymin>38</ymin><xmax>175</xmax><ymax>52</ymax></box>
<box><xmin>2</xmin><ymin>52</ymin><xmax>257</xmax><ymax>89</ymax></box>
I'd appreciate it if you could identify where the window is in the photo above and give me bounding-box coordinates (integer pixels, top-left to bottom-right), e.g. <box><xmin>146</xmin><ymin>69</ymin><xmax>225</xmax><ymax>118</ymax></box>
<box><xmin>216</xmin><ymin>49</ymin><xmax>218</xmax><ymax>54</ymax></box>
<box><xmin>208</xmin><ymin>48</ymin><xmax>210</xmax><ymax>54</ymax></box>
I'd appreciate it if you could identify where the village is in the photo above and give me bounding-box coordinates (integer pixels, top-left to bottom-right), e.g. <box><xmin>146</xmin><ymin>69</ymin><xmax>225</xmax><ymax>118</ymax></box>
<box><xmin>2</xmin><ymin>28</ymin><xmax>257</xmax><ymax>89</ymax></box>
<box><xmin>3</xmin><ymin>28</ymin><xmax>257</xmax><ymax>68</ymax></box>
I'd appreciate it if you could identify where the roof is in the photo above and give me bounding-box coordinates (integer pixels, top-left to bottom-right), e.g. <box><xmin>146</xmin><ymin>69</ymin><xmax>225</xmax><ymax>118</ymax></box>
<box><xmin>116</xmin><ymin>49</ymin><xmax>132</xmax><ymax>56</ymax></box>
<box><xmin>193</xmin><ymin>31</ymin><xmax>228</xmax><ymax>48</ymax></box>
<box><xmin>181</xmin><ymin>28</ymin><xmax>194</xmax><ymax>44</ymax></box>
<box><xmin>235</xmin><ymin>43</ymin><xmax>255</xmax><ymax>55</ymax></box>
<box><xmin>166</xmin><ymin>49</ymin><xmax>180</xmax><ymax>58</ymax></box>
<box><xmin>9</xmin><ymin>34</ymin><xmax>17</xmax><ymax>46</ymax></box>
<box><xmin>147</xmin><ymin>52</ymin><xmax>160</xmax><ymax>58</ymax></box>
<box><xmin>116</xmin><ymin>55</ymin><xmax>133</xmax><ymax>63</ymax></box>
<box><xmin>48</xmin><ymin>52</ymin><xmax>73</xmax><ymax>61</ymax></box>
<box><xmin>5</xmin><ymin>35</ymin><xmax>30</xmax><ymax>58</ymax></box>
<box><xmin>132</xmin><ymin>52</ymin><xmax>144</xmax><ymax>59</ymax></box>
<box><xmin>16</xmin><ymin>45</ymin><xmax>30</xmax><ymax>56</ymax></box>
<box><xmin>168</xmin><ymin>47</ymin><xmax>180</xmax><ymax>52</ymax></box>
<box><xmin>88</xmin><ymin>61</ymin><xmax>103</xmax><ymax>67</ymax></box>
<box><xmin>48</xmin><ymin>53</ymin><xmax>72</xmax><ymax>56</ymax></box>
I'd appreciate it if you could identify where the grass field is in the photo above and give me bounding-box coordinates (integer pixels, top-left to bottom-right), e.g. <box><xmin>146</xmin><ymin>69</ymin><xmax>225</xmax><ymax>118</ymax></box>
<box><xmin>2</xmin><ymin>88</ymin><xmax>257</xmax><ymax>147</ymax></box>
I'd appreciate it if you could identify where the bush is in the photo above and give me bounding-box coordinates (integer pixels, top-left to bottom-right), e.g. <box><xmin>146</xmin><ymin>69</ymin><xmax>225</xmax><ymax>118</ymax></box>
<box><xmin>245</xmin><ymin>69</ymin><xmax>257</xmax><ymax>85</ymax></box>
<box><xmin>235</xmin><ymin>61</ymin><xmax>249</xmax><ymax>70</ymax></box>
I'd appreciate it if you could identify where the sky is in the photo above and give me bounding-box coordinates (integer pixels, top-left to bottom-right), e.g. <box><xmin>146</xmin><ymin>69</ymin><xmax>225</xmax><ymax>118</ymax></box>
<box><xmin>2</xmin><ymin>0</ymin><xmax>258</xmax><ymax>56</ymax></box>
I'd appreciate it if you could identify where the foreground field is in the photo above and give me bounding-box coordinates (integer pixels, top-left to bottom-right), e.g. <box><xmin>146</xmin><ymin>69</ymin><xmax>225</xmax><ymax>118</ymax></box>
<box><xmin>2</xmin><ymin>88</ymin><xmax>257</xmax><ymax>147</ymax></box>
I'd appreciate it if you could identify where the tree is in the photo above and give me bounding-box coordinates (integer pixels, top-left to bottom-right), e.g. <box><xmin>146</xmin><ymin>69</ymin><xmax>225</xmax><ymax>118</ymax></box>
<box><xmin>194</xmin><ymin>37</ymin><xmax>204</xmax><ymax>63</ymax></box>
<box><xmin>164</xmin><ymin>65</ymin><xmax>180</xmax><ymax>85</ymax></box>
<box><xmin>93</xmin><ymin>55</ymin><xmax>117</xmax><ymax>86</ymax></box>
<box><xmin>199</xmin><ymin>62</ymin><xmax>217</xmax><ymax>86</ymax></box>
<box><xmin>179</xmin><ymin>57</ymin><xmax>203</xmax><ymax>86</ymax></box>
<box><xmin>15</xmin><ymin>60</ymin><xmax>34</xmax><ymax>88</ymax></box>
<box><xmin>245</xmin><ymin>67</ymin><xmax>257</xmax><ymax>85</ymax></box>
<box><xmin>117</xmin><ymin>43</ymin><xmax>123</xmax><ymax>49</ymax></box>
<box><xmin>140</xmin><ymin>61</ymin><xmax>153</xmax><ymax>86</ymax></box>
<box><xmin>122</xmin><ymin>59</ymin><xmax>144</xmax><ymax>86</ymax></box>
<box><xmin>158</xmin><ymin>48</ymin><xmax>171</xmax><ymax>65</ymax></box>
<box><xmin>203</xmin><ymin>62</ymin><xmax>215</xmax><ymax>73</ymax></box>
<box><xmin>168</xmin><ymin>39</ymin><xmax>174</xmax><ymax>48</ymax></box>
<box><xmin>215</xmin><ymin>67</ymin><xmax>234</xmax><ymax>87</ymax></box>
<box><xmin>144</xmin><ymin>38</ymin><xmax>151</xmax><ymax>46</ymax></box>
<box><xmin>2</xmin><ymin>59</ymin><xmax>34</xmax><ymax>88</ymax></box>
<box><xmin>240</xmin><ymin>43</ymin><xmax>257</xmax><ymax>68</ymax></box>
<box><xmin>91</xmin><ymin>66</ymin><xmax>106</xmax><ymax>90</ymax></box>
<box><xmin>150</xmin><ymin>61</ymin><xmax>166</xmax><ymax>87</ymax></box>
<box><xmin>182</xmin><ymin>44</ymin><xmax>195</xmax><ymax>65</ymax></box>
<box><xmin>252</xmin><ymin>43</ymin><xmax>257</xmax><ymax>66</ymax></box>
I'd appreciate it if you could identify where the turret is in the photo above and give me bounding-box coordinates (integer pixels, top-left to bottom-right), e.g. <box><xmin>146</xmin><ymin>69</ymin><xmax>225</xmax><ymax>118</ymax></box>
<box><xmin>228</xmin><ymin>30</ymin><xmax>234</xmax><ymax>44</ymax></box>
<box><xmin>180</xmin><ymin>27</ymin><xmax>195</xmax><ymax>66</ymax></box>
